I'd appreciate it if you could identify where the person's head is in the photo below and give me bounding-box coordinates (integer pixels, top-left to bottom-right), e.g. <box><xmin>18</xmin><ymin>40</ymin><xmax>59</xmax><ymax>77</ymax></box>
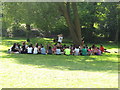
<box><xmin>57</xmin><ymin>47</ymin><xmax>60</xmax><ymax>49</ymax></box>
<box><xmin>92</xmin><ymin>45</ymin><xmax>96</xmax><ymax>48</ymax></box>
<box><xmin>29</xmin><ymin>44</ymin><xmax>32</xmax><ymax>47</ymax></box>
<box><xmin>17</xmin><ymin>43</ymin><xmax>21</xmax><ymax>47</ymax></box>
<box><xmin>83</xmin><ymin>46</ymin><xmax>85</xmax><ymax>48</ymax></box>
<box><xmin>48</xmin><ymin>46</ymin><xmax>51</xmax><ymax>49</ymax></box>
<box><xmin>35</xmin><ymin>43</ymin><xmax>38</xmax><ymax>47</ymax></box>
<box><xmin>40</xmin><ymin>44</ymin><xmax>42</xmax><ymax>46</ymax></box>
<box><xmin>22</xmin><ymin>42</ymin><xmax>26</xmax><ymax>45</ymax></box>
<box><xmin>76</xmin><ymin>46</ymin><xmax>79</xmax><ymax>49</ymax></box>
<box><xmin>97</xmin><ymin>47</ymin><xmax>99</xmax><ymax>49</ymax></box>
<box><xmin>63</xmin><ymin>44</ymin><xmax>66</xmax><ymax>47</ymax></box>
<box><xmin>13</xmin><ymin>43</ymin><xmax>16</xmax><ymax>47</ymax></box>
<box><xmin>41</xmin><ymin>46</ymin><xmax>44</xmax><ymax>48</ymax></box>
<box><xmin>29</xmin><ymin>45</ymin><xmax>32</xmax><ymax>47</ymax></box>
<box><xmin>66</xmin><ymin>46</ymin><xmax>69</xmax><ymax>48</ymax></box>
<box><xmin>89</xmin><ymin>47</ymin><xmax>91</xmax><ymax>49</ymax></box>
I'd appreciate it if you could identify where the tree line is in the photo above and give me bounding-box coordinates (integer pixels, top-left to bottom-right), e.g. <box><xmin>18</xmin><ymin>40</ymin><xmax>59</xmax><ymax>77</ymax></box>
<box><xmin>2</xmin><ymin>2</ymin><xmax>120</xmax><ymax>45</ymax></box>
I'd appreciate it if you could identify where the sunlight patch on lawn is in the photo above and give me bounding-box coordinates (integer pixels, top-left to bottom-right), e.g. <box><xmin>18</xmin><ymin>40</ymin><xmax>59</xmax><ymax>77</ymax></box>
<box><xmin>0</xmin><ymin>59</ymin><xmax>118</xmax><ymax>88</ymax></box>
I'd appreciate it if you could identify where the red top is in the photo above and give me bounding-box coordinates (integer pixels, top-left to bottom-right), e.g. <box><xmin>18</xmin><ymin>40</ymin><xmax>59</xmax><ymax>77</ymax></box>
<box><xmin>100</xmin><ymin>46</ymin><xmax>104</xmax><ymax>52</ymax></box>
<box><xmin>88</xmin><ymin>49</ymin><xmax>91</xmax><ymax>52</ymax></box>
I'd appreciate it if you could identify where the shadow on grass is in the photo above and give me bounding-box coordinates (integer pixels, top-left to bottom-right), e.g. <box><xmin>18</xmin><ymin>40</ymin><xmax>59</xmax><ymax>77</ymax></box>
<box><xmin>2</xmin><ymin>51</ymin><xmax>118</xmax><ymax>72</ymax></box>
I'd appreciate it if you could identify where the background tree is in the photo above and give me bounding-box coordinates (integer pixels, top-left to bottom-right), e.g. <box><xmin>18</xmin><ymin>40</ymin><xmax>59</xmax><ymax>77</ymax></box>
<box><xmin>2</xmin><ymin>2</ymin><xmax>119</xmax><ymax>44</ymax></box>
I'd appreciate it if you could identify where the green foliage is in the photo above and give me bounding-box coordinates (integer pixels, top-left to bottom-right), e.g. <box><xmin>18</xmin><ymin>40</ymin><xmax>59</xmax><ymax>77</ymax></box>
<box><xmin>2</xmin><ymin>2</ymin><xmax>119</xmax><ymax>43</ymax></box>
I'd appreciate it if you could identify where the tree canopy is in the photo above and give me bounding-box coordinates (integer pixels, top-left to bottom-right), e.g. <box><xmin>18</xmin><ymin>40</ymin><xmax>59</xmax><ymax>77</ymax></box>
<box><xmin>2</xmin><ymin>2</ymin><xmax>119</xmax><ymax>44</ymax></box>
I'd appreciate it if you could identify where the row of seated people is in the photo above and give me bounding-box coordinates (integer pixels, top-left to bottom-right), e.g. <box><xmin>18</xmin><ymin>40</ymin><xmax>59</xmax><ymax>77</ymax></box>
<box><xmin>8</xmin><ymin>42</ymin><xmax>108</xmax><ymax>55</ymax></box>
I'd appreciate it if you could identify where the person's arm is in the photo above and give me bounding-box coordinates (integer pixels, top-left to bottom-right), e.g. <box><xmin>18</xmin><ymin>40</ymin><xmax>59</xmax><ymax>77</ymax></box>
<box><xmin>46</xmin><ymin>50</ymin><xmax>48</xmax><ymax>53</ymax></box>
<box><xmin>64</xmin><ymin>49</ymin><xmax>66</xmax><ymax>54</ymax></box>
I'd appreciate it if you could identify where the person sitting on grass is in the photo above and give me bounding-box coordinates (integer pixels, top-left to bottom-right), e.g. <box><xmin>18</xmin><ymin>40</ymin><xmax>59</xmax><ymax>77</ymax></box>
<box><xmin>73</xmin><ymin>46</ymin><xmax>80</xmax><ymax>56</ymax></box>
<box><xmin>10</xmin><ymin>43</ymin><xmax>20</xmax><ymax>54</ymax></box>
<box><xmin>47</xmin><ymin>46</ymin><xmax>52</xmax><ymax>55</ymax></box>
<box><xmin>92</xmin><ymin>47</ymin><xmax>98</xmax><ymax>55</ymax></box>
<box><xmin>91</xmin><ymin>45</ymin><xmax>97</xmax><ymax>55</ymax></box>
<box><xmin>35</xmin><ymin>43</ymin><xmax>39</xmax><ymax>48</ymax></box>
<box><xmin>100</xmin><ymin>45</ymin><xmax>104</xmax><ymax>53</ymax></box>
<box><xmin>70</xmin><ymin>45</ymin><xmax>74</xmax><ymax>55</ymax></box>
<box><xmin>33</xmin><ymin>44</ymin><xmax>38</xmax><ymax>54</ymax></box>
<box><xmin>16</xmin><ymin>43</ymin><xmax>21</xmax><ymax>50</ymax></box>
<box><xmin>52</xmin><ymin>44</ymin><xmax>57</xmax><ymax>54</ymax></box>
<box><xmin>21</xmin><ymin>42</ymin><xmax>27</xmax><ymax>54</ymax></box>
<box><xmin>27</xmin><ymin>44</ymin><xmax>33</xmax><ymax>54</ymax></box>
<box><xmin>96</xmin><ymin>47</ymin><xmax>101</xmax><ymax>55</ymax></box>
<box><xmin>85</xmin><ymin>44</ymin><xmax>89</xmax><ymax>49</ymax></box>
<box><xmin>64</xmin><ymin>46</ymin><xmax>71</xmax><ymax>56</ymax></box>
<box><xmin>81</xmin><ymin>46</ymin><xmax>87</xmax><ymax>56</ymax></box>
<box><xmin>61</xmin><ymin>44</ymin><xmax>66</xmax><ymax>53</ymax></box>
<box><xmin>87</xmin><ymin>47</ymin><xmax>92</xmax><ymax>55</ymax></box>
<box><xmin>55</xmin><ymin>47</ymin><xmax>61</xmax><ymax>55</ymax></box>
<box><xmin>99</xmin><ymin>45</ymin><xmax>110</xmax><ymax>53</ymax></box>
<box><xmin>41</xmin><ymin>46</ymin><xmax>46</xmax><ymax>55</ymax></box>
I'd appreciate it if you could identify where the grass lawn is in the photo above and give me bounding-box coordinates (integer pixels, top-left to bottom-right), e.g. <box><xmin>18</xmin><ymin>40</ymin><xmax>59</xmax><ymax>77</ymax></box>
<box><xmin>0</xmin><ymin>37</ymin><xmax>119</xmax><ymax>88</ymax></box>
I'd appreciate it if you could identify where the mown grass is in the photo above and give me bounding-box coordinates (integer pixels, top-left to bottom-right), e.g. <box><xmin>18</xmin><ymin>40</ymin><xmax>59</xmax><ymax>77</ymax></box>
<box><xmin>0</xmin><ymin>37</ymin><xmax>119</xmax><ymax>88</ymax></box>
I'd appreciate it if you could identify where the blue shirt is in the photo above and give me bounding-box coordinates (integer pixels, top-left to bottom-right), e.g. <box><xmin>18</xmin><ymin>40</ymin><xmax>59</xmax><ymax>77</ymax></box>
<box><xmin>41</xmin><ymin>48</ymin><xmax>46</xmax><ymax>54</ymax></box>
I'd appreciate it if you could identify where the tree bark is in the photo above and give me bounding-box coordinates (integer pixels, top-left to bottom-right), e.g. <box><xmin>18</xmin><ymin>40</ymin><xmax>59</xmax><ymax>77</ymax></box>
<box><xmin>26</xmin><ymin>24</ymin><xmax>31</xmax><ymax>40</ymax></box>
<box><xmin>72</xmin><ymin>2</ymin><xmax>82</xmax><ymax>45</ymax></box>
<box><xmin>58</xmin><ymin>2</ymin><xmax>82</xmax><ymax>45</ymax></box>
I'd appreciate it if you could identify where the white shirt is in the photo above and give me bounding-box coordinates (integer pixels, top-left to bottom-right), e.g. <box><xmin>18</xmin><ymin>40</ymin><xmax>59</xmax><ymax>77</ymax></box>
<box><xmin>33</xmin><ymin>47</ymin><xmax>38</xmax><ymax>54</ymax></box>
<box><xmin>27</xmin><ymin>47</ymin><xmax>33</xmax><ymax>53</ymax></box>
<box><xmin>74</xmin><ymin>48</ymin><xmax>80</xmax><ymax>55</ymax></box>
<box><xmin>56</xmin><ymin>49</ymin><xmax>61</xmax><ymax>54</ymax></box>
<box><xmin>58</xmin><ymin>36</ymin><xmax>63</xmax><ymax>43</ymax></box>
<box><xmin>74</xmin><ymin>48</ymin><xmax>80</xmax><ymax>53</ymax></box>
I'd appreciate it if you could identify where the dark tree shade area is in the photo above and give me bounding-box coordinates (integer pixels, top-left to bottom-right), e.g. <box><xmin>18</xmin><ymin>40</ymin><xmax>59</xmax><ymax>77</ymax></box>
<box><xmin>1</xmin><ymin>2</ymin><xmax>120</xmax><ymax>44</ymax></box>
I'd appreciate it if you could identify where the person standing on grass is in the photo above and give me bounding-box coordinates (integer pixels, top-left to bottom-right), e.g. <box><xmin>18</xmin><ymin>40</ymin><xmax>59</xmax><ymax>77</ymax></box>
<box><xmin>57</xmin><ymin>34</ymin><xmax>63</xmax><ymax>43</ymax></box>
<box><xmin>64</xmin><ymin>46</ymin><xmax>71</xmax><ymax>56</ymax></box>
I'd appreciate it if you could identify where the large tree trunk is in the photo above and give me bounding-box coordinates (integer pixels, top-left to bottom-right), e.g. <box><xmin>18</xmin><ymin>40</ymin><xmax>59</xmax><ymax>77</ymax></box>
<box><xmin>59</xmin><ymin>2</ymin><xmax>82</xmax><ymax>45</ymax></box>
<box><xmin>115</xmin><ymin>28</ymin><xmax>119</xmax><ymax>43</ymax></box>
<box><xmin>72</xmin><ymin>3</ymin><xmax>82</xmax><ymax>45</ymax></box>
<box><xmin>26</xmin><ymin>24</ymin><xmax>31</xmax><ymax>41</ymax></box>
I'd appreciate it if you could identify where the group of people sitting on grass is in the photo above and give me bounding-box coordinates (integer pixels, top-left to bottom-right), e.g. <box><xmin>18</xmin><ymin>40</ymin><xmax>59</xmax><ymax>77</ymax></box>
<box><xmin>8</xmin><ymin>41</ymin><xmax>109</xmax><ymax>56</ymax></box>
